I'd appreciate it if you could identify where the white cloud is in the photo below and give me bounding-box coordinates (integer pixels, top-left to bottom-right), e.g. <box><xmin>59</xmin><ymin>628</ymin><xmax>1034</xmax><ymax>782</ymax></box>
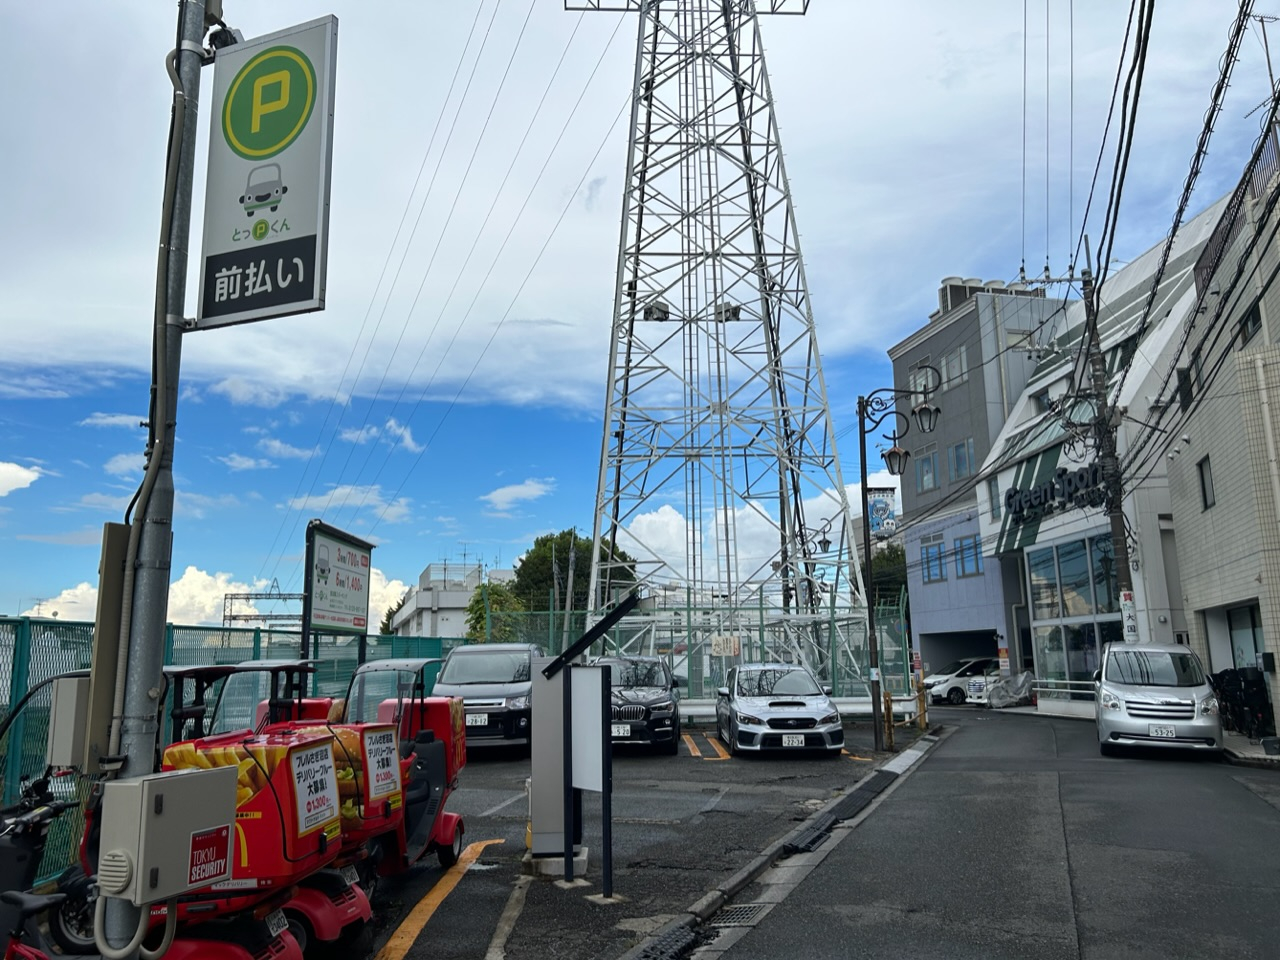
<box><xmin>167</xmin><ymin>566</ymin><xmax>265</xmax><ymax>625</ymax></box>
<box><xmin>79</xmin><ymin>412</ymin><xmax>143</xmax><ymax>428</ymax></box>
<box><xmin>30</xmin><ymin>566</ymin><xmax>412</xmax><ymax>630</ymax></box>
<box><xmin>219</xmin><ymin>453</ymin><xmax>275</xmax><ymax>471</ymax></box>
<box><xmin>479</xmin><ymin>478</ymin><xmax>556</xmax><ymax>512</ymax></box>
<box><xmin>340</xmin><ymin>425</ymin><xmax>379</xmax><ymax>444</ymax></box>
<box><xmin>288</xmin><ymin>485</ymin><xmax>412</xmax><ymax>524</ymax></box>
<box><xmin>369</xmin><ymin>567</ymin><xmax>410</xmax><ymax>628</ymax></box>
<box><xmin>383</xmin><ymin>418</ymin><xmax>423</xmax><ymax>453</ymax></box>
<box><xmin>104</xmin><ymin>452</ymin><xmax>145</xmax><ymax>478</ymax></box>
<box><xmin>0</xmin><ymin>462</ymin><xmax>40</xmax><ymax>497</ymax></box>
<box><xmin>21</xmin><ymin>582</ymin><xmax>97</xmax><ymax>619</ymax></box>
<box><xmin>257</xmin><ymin>438</ymin><xmax>316</xmax><ymax>459</ymax></box>
<box><xmin>211</xmin><ymin>377</ymin><xmax>289</xmax><ymax>407</ymax></box>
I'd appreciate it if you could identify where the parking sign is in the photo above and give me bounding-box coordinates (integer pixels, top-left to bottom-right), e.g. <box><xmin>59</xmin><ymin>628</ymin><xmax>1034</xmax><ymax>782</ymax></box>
<box><xmin>196</xmin><ymin>16</ymin><xmax>337</xmax><ymax>329</ymax></box>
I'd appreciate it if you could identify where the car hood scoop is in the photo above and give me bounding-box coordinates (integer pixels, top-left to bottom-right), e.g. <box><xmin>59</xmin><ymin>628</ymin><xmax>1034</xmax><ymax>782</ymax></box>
<box><xmin>766</xmin><ymin>700</ymin><xmax>809</xmax><ymax>708</ymax></box>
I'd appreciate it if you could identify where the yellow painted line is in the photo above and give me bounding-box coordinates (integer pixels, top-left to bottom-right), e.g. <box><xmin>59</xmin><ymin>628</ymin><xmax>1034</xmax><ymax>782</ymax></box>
<box><xmin>683</xmin><ymin>733</ymin><xmax>702</xmax><ymax>757</ymax></box>
<box><xmin>704</xmin><ymin>735</ymin><xmax>731</xmax><ymax>760</ymax></box>
<box><xmin>844</xmin><ymin>753</ymin><xmax>873</xmax><ymax>761</ymax></box>
<box><xmin>373</xmin><ymin>839</ymin><xmax>504</xmax><ymax>960</ymax></box>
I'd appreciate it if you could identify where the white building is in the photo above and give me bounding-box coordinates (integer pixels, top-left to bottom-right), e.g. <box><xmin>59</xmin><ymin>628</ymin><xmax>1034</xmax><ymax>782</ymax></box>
<box><xmin>389</xmin><ymin>563</ymin><xmax>514</xmax><ymax>638</ymax></box>
<box><xmin>974</xmin><ymin>196</ymin><xmax>1228</xmax><ymax>686</ymax></box>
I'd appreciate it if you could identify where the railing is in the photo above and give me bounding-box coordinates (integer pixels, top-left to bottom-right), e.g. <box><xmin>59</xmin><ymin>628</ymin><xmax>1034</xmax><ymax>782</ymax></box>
<box><xmin>1032</xmin><ymin>678</ymin><xmax>1097</xmax><ymax>717</ymax></box>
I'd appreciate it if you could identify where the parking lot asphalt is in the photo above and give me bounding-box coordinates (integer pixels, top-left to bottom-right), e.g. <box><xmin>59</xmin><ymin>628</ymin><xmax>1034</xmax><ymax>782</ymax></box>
<box><xmin>361</xmin><ymin>715</ymin><xmax>912</xmax><ymax>960</ymax></box>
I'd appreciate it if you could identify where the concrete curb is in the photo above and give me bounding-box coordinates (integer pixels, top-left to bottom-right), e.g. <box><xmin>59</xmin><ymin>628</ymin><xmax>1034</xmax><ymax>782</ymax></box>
<box><xmin>614</xmin><ymin>727</ymin><xmax>949</xmax><ymax>960</ymax></box>
<box><xmin>1223</xmin><ymin>748</ymin><xmax>1280</xmax><ymax>769</ymax></box>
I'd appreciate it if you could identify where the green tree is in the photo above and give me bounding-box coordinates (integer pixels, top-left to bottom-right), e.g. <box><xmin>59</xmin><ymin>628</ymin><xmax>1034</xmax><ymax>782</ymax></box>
<box><xmin>512</xmin><ymin>528</ymin><xmax>637</xmax><ymax>612</ymax></box>
<box><xmin>868</xmin><ymin>541</ymin><xmax>907</xmax><ymax>607</ymax></box>
<box><xmin>465</xmin><ymin>581</ymin><xmax>525</xmax><ymax>642</ymax></box>
<box><xmin>379</xmin><ymin>590</ymin><xmax>409</xmax><ymax>634</ymax></box>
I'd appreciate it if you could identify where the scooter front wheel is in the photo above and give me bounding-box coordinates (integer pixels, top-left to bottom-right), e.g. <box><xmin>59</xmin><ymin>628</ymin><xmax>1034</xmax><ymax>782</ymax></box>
<box><xmin>437</xmin><ymin>823</ymin><xmax>465</xmax><ymax>869</ymax></box>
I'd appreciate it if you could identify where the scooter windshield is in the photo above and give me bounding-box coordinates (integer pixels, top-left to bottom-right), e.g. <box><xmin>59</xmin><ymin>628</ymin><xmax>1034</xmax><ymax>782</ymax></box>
<box><xmin>345</xmin><ymin>669</ymin><xmax>416</xmax><ymax>725</ymax></box>
<box><xmin>209</xmin><ymin>671</ymin><xmax>271</xmax><ymax>735</ymax></box>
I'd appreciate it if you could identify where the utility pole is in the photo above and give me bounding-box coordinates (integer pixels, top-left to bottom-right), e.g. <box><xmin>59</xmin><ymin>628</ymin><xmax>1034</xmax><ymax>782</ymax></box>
<box><xmin>1081</xmin><ymin>241</ymin><xmax>1136</xmax><ymax>619</ymax></box>
<box><xmin>103</xmin><ymin>1</ymin><xmax>207</xmax><ymax>954</ymax></box>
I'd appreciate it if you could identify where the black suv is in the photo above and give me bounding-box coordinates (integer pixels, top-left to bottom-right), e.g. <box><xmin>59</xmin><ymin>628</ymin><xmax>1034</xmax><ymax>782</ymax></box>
<box><xmin>432</xmin><ymin>642</ymin><xmax>542</xmax><ymax>747</ymax></box>
<box><xmin>593</xmin><ymin>655</ymin><xmax>683</xmax><ymax>754</ymax></box>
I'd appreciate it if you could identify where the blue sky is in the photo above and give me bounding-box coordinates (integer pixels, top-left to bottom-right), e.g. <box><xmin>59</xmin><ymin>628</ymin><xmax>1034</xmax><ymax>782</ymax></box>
<box><xmin>2</xmin><ymin>2</ymin><xmax>1274</xmax><ymax>623</ymax></box>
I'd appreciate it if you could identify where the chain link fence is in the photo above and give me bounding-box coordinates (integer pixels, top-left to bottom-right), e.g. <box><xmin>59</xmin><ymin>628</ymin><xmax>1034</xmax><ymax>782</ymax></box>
<box><xmin>2</xmin><ymin>601</ymin><xmax>909</xmax><ymax>883</ymax></box>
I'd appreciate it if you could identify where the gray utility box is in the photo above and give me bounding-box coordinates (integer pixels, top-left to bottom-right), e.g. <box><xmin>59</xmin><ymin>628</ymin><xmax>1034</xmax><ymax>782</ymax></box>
<box><xmin>46</xmin><ymin>676</ymin><xmax>90</xmax><ymax>768</ymax></box>
<box><xmin>98</xmin><ymin>766</ymin><xmax>237</xmax><ymax>906</ymax></box>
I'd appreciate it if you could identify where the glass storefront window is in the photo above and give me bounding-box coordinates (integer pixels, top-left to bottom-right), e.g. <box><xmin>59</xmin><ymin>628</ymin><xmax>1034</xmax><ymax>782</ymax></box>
<box><xmin>1028</xmin><ymin>548</ymin><xmax>1060</xmax><ymax>620</ymax></box>
<box><xmin>1091</xmin><ymin>536</ymin><xmax>1118</xmax><ymax>614</ymax></box>
<box><xmin>1058</xmin><ymin>540</ymin><xmax>1093</xmax><ymax>616</ymax></box>
<box><xmin>1098</xmin><ymin>620</ymin><xmax>1123</xmax><ymax>649</ymax></box>
<box><xmin>1034</xmin><ymin>626</ymin><xmax>1066</xmax><ymax>681</ymax></box>
<box><xmin>1064</xmin><ymin>622</ymin><xmax>1098</xmax><ymax>682</ymax></box>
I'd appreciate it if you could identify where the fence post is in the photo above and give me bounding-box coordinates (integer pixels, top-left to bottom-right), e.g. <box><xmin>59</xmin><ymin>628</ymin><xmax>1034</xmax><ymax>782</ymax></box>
<box><xmin>252</xmin><ymin>627</ymin><xmax>262</xmax><ymax>660</ymax></box>
<box><xmin>4</xmin><ymin>618</ymin><xmax>33</xmax><ymax>804</ymax></box>
<box><xmin>163</xmin><ymin>623</ymin><xmax>176</xmax><ymax>665</ymax></box>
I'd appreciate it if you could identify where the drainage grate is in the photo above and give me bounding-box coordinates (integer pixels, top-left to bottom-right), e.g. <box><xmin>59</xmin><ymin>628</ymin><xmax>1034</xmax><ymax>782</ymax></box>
<box><xmin>783</xmin><ymin>812</ymin><xmax>836</xmax><ymax>855</ymax></box>
<box><xmin>632</xmin><ymin>923</ymin><xmax>696</xmax><ymax>960</ymax></box>
<box><xmin>709</xmin><ymin>903</ymin><xmax>771</xmax><ymax>927</ymax></box>
<box><xmin>830</xmin><ymin>769</ymin><xmax>897</xmax><ymax>822</ymax></box>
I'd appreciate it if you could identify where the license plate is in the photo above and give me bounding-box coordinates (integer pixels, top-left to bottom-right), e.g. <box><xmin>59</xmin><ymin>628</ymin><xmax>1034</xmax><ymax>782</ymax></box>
<box><xmin>611</xmin><ymin>723</ymin><xmax>631</xmax><ymax>737</ymax></box>
<box><xmin>266</xmin><ymin>909</ymin><xmax>288</xmax><ymax>939</ymax></box>
<box><xmin>340</xmin><ymin>865</ymin><xmax>359</xmax><ymax>887</ymax></box>
<box><xmin>1149</xmin><ymin>724</ymin><xmax>1176</xmax><ymax>738</ymax></box>
<box><xmin>782</xmin><ymin>734</ymin><xmax>805</xmax><ymax>747</ymax></box>
<box><xmin>465</xmin><ymin>713</ymin><xmax>488</xmax><ymax>726</ymax></box>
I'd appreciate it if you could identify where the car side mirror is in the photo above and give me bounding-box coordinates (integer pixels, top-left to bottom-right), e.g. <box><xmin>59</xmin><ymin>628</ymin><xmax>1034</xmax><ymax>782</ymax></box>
<box><xmin>1092</xmin><ymin>670</ymin><xmax>1101</xmax><ymax>683</ymax></box>
<box><xmin>672</xmin><ymin>675</ymin><xmax>685</xmax><ymax>687</ymax></box>
<box><xmin>822</xmin><ymin>685</ymin><xmax>833</xmax><ymax>696</ymax></box>
<box><xmin>716</xmin><ymin>687</ymin><xmax>730</xmax><ymax>698</ymax></box>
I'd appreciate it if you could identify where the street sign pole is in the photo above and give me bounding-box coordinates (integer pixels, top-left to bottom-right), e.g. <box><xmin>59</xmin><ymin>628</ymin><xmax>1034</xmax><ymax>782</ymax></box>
<box><xmin>105</xmin><ymin>1</ymin><xmax>205</xmax><ymax>954</ymax></box>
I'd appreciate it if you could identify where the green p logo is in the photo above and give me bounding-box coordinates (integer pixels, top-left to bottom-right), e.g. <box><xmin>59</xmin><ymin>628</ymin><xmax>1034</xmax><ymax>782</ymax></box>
<box><xmin>223</xmin><ymin>46</ymin><xmax>316</xmax><ymax>160</ymax></box>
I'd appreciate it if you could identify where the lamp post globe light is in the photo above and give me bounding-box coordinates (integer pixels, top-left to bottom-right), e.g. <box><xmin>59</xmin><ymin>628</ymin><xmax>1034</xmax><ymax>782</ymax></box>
<box><xmin>857</xmin><ymin>366</ymin><xmax>941</xmax><ymax>751</ymax></box>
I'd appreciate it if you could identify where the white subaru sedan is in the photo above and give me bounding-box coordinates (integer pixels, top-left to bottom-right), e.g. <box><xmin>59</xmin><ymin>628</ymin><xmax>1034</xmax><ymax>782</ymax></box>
<box><xmin>715</xmin><ymin>663</ymin><xmax>843</xmax><ymax>756</ymax></box>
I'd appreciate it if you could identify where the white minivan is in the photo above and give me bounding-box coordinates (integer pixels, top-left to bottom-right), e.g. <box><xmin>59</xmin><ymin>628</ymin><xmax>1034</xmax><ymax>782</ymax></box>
<box><xmin>924</xmin><ymin>657</ymin><xmax>998</xmax><ymax>705</ymax></box>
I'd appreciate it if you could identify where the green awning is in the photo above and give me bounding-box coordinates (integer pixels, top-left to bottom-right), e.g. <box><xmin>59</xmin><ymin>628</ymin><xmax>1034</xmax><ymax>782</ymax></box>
<box><xmin>994</xmin><ymin>443</ymin><xmax>1064</xmax><ymax>554</ymax></box>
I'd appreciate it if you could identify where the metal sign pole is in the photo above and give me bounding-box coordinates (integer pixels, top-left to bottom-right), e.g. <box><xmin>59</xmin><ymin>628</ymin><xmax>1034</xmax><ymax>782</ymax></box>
<box><xmin>105</xmin><ymin>2</ymin><xmax>205</xmax><ymax>954</ymax></box>
<box><xmin>601</xmin><ymin>667</ymin><xmax>613</xmax><ymax>898</ymax></box>
<box><xmin>562</xmin><ymin>665</ymin><xmax>574</xmax><ymax>882</ymax></box>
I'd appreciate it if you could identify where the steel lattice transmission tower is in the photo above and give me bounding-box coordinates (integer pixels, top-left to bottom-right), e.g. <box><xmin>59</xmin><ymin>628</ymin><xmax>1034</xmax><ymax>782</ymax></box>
<box><xmin>574</xmin><ymin>0</ymin><xmax>868</xmax><ymax>683</ymax></box>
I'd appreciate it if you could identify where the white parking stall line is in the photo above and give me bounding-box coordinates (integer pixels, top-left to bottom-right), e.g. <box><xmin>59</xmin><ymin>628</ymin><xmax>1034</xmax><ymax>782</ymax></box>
<box><xmin>480</xmin><ymin>792</ymin><xmax>527</xmax><ymax>817</ymax></box>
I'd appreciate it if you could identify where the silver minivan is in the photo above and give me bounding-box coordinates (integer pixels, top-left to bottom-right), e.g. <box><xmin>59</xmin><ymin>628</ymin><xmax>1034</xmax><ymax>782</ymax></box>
<box><xmin>1094</xmin><ymin>642</ymin><xmax>1222</xmax><ymax>756</ymax></box>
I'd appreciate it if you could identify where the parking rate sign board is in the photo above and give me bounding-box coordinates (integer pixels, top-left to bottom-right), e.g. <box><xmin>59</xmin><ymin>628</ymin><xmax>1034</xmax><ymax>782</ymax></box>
<box><xmin>308</xmin><ymin>526</ymin><xmax>371</xmax><ymax>634</ymax></box>
<box><xmin>196</xmin><ymin>16</ymin><xmax>337</xmax><ymax>329</ymax></box>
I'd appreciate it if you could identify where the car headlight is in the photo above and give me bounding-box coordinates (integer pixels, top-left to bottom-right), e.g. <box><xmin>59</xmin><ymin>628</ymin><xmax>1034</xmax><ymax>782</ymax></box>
<box><xmin>649</xmin><ymin>699</ymin><xmax>675</xmax><ymax>712</ymax></box>
<box><xmin>1100</xmin><ymin>690</ymin><xmax>1121</xmax><ymax>712</ymax></box>
<box><xmin>506</xmin><ymin>695</ymin><xmax>531</xmax><ymax>710</ymax></box>
<box><xmin>1199</xmin><ymin>695</ymin><xmax>1219</xmax><ymax>717</ymax></box>
<box><xmin>737</xmin><ymin>712</ymin><xmax>763</xmax><ymax>726</ymax></box>
<box><xmin>820</xmin><ymin>711</ymin><xmax>840</xmax><ymax>725</ymax></box>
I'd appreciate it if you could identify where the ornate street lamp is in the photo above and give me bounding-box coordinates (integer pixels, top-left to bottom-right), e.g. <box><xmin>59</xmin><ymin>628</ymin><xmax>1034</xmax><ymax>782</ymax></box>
<box><xmin>856</xmin><ymin>366</ymin><xmax>941</xmax><ymax>751</ymax></box>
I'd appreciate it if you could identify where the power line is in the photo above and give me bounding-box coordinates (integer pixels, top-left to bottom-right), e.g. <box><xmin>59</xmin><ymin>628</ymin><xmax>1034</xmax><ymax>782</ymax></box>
<box><xmin>255</xmin><ymin>0</ymin><xmax>503</xmax><ymax>586</ymax></box>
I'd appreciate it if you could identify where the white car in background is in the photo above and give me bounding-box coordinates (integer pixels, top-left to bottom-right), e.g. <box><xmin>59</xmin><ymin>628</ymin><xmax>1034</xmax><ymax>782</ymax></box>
<box><xmin>924</xmin><ymin>657</ymin><xmax>998</xmax><ymax>705</ymax></box>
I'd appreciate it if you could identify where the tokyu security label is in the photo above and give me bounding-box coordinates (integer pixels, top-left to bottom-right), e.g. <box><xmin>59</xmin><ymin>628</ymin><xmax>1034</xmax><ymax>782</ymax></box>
<box><xmin>188</xmin><ymin>825</ymin><xmax>232</xmax><ymax>887</ymax></box>
<box><xmin>363</xmin><ymin>727</ymin><xmax>401</xmax><ymax>800</ymax></box>
<box><xmin>291</xmin><ymin>742</ymin><xmax>339</xmax><ymax>835</ymax></box>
